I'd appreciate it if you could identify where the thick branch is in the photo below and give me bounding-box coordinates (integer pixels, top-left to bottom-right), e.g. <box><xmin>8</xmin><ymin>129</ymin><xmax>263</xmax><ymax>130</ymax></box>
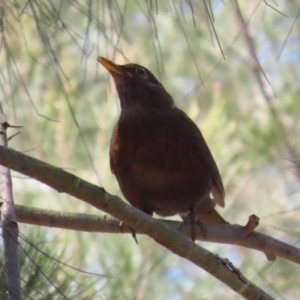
<box><xmin>0</xmin><ymin>145</ymin><xmax>274</xmax><ymax>300</ymax></box>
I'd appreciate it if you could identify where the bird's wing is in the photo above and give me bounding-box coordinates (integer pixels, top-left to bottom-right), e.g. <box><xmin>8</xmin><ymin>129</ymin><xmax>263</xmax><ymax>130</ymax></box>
<box><xmin>197</xmin><ymin>139</ymin><xmax>225</xmax><ymax>207</ymax></box>
<box><xmin>109</xmin><ymin>124</ymin><xmax>119</xmax><ymax>175</ymax></box>
<box><xmin>177</xmin><ymin>109</ymin><xmax>225</xmax><ymax>207</ymax></box>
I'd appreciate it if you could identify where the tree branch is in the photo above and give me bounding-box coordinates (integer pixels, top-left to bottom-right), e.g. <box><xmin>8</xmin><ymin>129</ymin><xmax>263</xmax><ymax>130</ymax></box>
<box><xmin>15</xmin><ymin>204</ymin><xmax>300</xmax><ymax>265</ymax></box>
<box><xmin>0</xmin><ymin>107</ymin><xmax>21</xmax><ymax>300</ymax></box>
<box><xmin>0</xmin><ymin>145</ymin><xmax>275</xmax><ymax>299</ymax></box>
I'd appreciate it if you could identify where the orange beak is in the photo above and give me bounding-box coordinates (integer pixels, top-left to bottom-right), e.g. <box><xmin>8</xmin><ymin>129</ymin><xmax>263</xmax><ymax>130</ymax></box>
<box><xmin>97</xmin><ymin>57</ymin><xmax>122</xmax><ymax>75</ymax></box>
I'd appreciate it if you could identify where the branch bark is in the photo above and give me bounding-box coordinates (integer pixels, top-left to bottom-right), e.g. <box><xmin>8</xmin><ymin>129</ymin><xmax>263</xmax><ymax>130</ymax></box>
<box><xmin>0</xmin><ymin>106</ymin><xmax>21</xmax><ymax>300</ymax></box>
<box><xmin>0</xmin><ymin>145</ymin><xmax>275</xmax><ymax>299</ymax></box>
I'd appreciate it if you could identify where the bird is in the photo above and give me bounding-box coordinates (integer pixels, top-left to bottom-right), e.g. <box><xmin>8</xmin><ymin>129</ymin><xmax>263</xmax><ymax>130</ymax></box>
<box><xmin>98</xmin><ymin>56</ymin><xmax>227</xmax><ymax>241</ymax></box>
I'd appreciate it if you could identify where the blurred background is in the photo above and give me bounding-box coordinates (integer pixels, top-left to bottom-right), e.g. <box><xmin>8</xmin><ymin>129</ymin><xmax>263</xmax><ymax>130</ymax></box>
<box><xmin>1</xmin><ymin>0</ymin><xmax>300</xmax><ymax>299</ymax></box>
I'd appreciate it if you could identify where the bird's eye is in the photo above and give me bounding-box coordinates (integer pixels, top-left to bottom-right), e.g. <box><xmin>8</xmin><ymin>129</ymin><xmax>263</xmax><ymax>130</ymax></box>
<box><xmin>135</xmin><ymin>67</ymin><xmax>147</xmax><ymax>77</ymax></box>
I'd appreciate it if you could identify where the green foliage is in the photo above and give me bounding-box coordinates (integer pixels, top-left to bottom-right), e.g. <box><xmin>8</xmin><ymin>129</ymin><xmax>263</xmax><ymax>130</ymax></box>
<box><xmin>0</xmin><ymin>227</ymin><xmax>105</xmax><ymax>299</ymax></box>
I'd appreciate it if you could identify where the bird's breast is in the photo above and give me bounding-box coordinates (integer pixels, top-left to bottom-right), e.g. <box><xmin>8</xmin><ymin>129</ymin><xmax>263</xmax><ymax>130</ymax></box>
<box><xmin>110</xmin><ymin>107</ymin><xmax>211</xmax><ymax>199</ymax></box>
<box><xmin>109</xmin><ymin>107</ymin><xmax>213</xmax><ymax>216</ymax></box>
<box><xmin>111</xmin><ymin>108</ymin><xmax>195</xmax><ymax>173</ymax></box>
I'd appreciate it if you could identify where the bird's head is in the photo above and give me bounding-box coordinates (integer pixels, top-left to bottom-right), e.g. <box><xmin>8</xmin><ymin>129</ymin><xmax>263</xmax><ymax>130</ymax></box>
<box><xmin>98</xmin><ymin>57</ymin><xmax>174</xmax><ymax>110</ymax></box>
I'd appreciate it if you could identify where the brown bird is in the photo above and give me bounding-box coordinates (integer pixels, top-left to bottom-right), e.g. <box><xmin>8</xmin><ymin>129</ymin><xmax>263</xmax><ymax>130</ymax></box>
<box><xmin>98</xmin><ymin>57</ymin><xmax>227</xmax><ymax>240</ymax></box>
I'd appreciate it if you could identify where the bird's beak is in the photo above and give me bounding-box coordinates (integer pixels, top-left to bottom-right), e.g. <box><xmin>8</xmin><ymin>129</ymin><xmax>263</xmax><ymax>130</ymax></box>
<box><xmin>97</xmin><ymin>57</ymin><xmax>122</xmax><ymax>75</ymax></box>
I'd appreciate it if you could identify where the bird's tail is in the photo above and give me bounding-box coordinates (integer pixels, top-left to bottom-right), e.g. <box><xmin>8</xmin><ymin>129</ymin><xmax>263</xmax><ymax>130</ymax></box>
<box><xmin>195</xmin><ymin>197</ymin><xmax>228</xmax><ymax>224</ymax></box>
<box><xmin>197</xmin><ymin>208</ymin><xmax>228</xmax><ymax>224</ymax></box>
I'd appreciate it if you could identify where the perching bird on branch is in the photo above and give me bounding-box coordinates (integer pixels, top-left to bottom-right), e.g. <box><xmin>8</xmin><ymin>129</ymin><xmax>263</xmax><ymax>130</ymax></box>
<box><xmin>98</xmin><ymin>57</ymin><xmax>227</xmax><ymax>241</ymax></box>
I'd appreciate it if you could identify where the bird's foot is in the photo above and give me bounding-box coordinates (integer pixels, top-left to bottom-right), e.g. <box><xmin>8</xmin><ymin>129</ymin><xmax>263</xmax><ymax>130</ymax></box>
<box><xmin>180</xmin><ymin>211</ymin><xmax>206</xmax><ymax>242</ymax></box>
<box><xmin>119</xmin><ymin>221</ymin><xmax>138</xmax><ymax>244</ymax></box>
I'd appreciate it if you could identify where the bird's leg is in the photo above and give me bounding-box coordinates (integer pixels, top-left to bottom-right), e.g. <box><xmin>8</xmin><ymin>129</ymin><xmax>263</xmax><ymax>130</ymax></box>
<box><xmin>119</xmin><ymin>221</ymin><xmax>138</xmax><ymax>244</ymax></box>
<box><xmin>180</xmin><ymin>209</ymin><xmax>205</xmax><ymax>242</ymax></box>
<box><xmin>188</xmin><ymin>210</ymin><xmax>197</xmax><ymax>242</ymax></box>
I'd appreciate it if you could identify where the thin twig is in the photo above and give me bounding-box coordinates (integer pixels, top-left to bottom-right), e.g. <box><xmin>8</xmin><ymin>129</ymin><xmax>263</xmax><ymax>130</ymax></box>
<box><xmin>232</xmin><ymin>0</ymin><xmax>298</xmax><ymax>170</ymax></box>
